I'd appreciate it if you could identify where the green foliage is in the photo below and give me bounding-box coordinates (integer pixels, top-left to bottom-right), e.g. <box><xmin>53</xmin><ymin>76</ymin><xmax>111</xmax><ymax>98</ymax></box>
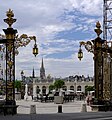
<box><xmin>54</xmin><ymin>80</ymin><xmax>65</xmax><ymax>90</ymax></box>
<box><xmin>15</xmin><ymin>80</ymin><xmax>22</xmax><ymax>92</ymax></box>
<box><xmin>85</xmin><ymin>85</ymin><xmax>94</xmax><ymax>93</ymax></box>
<box><xmin>49</xmin><ymin>84</ymin><xmax>55</xmax><ymax>91</ymax></box>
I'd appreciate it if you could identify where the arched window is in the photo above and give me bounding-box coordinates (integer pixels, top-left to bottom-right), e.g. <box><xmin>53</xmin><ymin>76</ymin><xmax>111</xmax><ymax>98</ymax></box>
<box><xmin>42</xmin><ymin>86</ymin><xmax>46</xmax><ymax>95</ymax></box>
<box><xmin>77</xmin><ymin>85</ymin><xmax>81</xmax><ymax>91</ymax></box>
<box><xmin>62</xmin><ymin>86</ymin><xmax>67</xmax><ymax>91</ymax></box>
<box><xmin>70</xmin><ymin>86</ymin><xmax>74</xmax><ymax>91</ymax></box>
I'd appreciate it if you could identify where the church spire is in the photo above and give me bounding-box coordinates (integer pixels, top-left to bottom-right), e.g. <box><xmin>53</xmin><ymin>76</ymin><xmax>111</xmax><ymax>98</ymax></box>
<box><xmin>41</xmin><ymin>57</ymin><xmax>44</xmax><ymax>69</ymax></box>
<box><xmin>32</xmin><ymin>67</ymin><xmax>35</xmax><ymax>78</ymax></box>
<box><xmin>40</xmin><ymin>58</ymin><xmax>46</xmax><ymax>79</ymax></box>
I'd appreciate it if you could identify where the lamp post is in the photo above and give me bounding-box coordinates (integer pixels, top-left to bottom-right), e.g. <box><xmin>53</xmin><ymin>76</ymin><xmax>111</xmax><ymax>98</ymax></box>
<box><xmin>78</xmin><ymin>21</ymin><xmax>109</xmax><ymax>104</ymax></box>
<box><xmin>0</xmin><ymin>9</ymin><xmax>38</xmax><ymax>114</ymax></box>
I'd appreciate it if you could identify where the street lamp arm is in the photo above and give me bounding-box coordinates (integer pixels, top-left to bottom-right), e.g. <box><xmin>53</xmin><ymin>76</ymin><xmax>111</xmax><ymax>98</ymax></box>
<box><xmin>0</xmin><ymin>33</ymin><xmax>38</xmax><ymax>56</ymax></box>
<box><xmin>79</xmin><ymin>41</ymin><xmax>94</xmax><ymax>53</ymax></box>
<box><xmin>14</xmin><ymin>34</ymin><xmax>38</xmax><ymax>56</ymax></box>
<box><xmin>15</xmin><ymin>34</ymin><xmax>37</xmax><ymax>48</ymax></box>
<box><xmin>78</xmin><ymin>40</ymin><xmax>94</xmax><ymax>60</ymax></box>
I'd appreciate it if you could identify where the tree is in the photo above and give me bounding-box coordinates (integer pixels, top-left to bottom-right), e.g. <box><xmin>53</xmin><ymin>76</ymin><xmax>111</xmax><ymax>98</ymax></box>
<box><xmin>54</xmin><ymin>80</ymin><xmax>65</xmax><ymax>90</ymax></box>
<box><xmin>85</xmin><ymin>85</ymin><xmax>94</xmax><ymax>94</ymax></box>
<box><xmin>49</xmin><ymin>84</ymin><xmax>55</xmax><ymax>91</ymax></box>
<box><xmin>15</xmin><ymin>80</ymin><xmax>22</xmax><ymax>92</ymax></box>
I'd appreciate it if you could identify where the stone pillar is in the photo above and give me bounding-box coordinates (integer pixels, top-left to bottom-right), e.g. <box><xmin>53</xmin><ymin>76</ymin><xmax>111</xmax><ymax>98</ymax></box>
<box><xmin>46</xmin><ymin>87</ymin><xmax>49</xmax><ymax>94</ymax></box>
<box><xmin>67</xmin><ymin>85</ymin><xmax>70</xmax><ymax>91</ymax></box>
<box><xmin>24</xmin><ymin>84</ymin><xmax>28</xmax><ymax>100</ymax></box>
<box><xmin>33</xmin><ymin>85</ymin><xmax>37</xmax><ymax>97</ymax></box>
<box><xmin>81</xmin><ymin>85</ymin><xmax>85</xmax><ymax>93</ymax></box>
<box><xmin>81</xmin><ymin>103</ymin><xmax>87</xmax><ymax>112</ymax></box>
<box><xmin>39</xmin><ymin>86</ymin><xmax>42</xmax><ymax>94</ymax></box>
<box><xmin>30</xmin><ymin>105</ymin><xmax>36</xmax><ymax>114</ymax></box>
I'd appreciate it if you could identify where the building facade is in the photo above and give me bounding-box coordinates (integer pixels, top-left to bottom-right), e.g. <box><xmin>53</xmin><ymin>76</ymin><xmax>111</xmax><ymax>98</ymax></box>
<box><xmin>31</xmin><ymin>58</ymin><xmax>94</xmax><ymax>97</ymax></box>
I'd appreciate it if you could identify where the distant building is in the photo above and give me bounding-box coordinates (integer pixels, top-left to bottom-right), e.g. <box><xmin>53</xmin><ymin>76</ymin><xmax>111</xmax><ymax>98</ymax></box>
<box><xmin>21</xmin><ymin>58</ymin><xmax>94</xmax><ymax>97</ymax></box>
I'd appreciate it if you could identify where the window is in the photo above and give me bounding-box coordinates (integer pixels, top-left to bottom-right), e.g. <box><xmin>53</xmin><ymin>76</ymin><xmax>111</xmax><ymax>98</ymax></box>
<box><xmin>77</xmin><ymin>86</ymin><xmax>81</xmax><ymax>91</ymax></box>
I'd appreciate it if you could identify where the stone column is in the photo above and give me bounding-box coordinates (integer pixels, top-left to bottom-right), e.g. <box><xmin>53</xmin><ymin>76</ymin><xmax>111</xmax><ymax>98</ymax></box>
<box><xmin>46</xmin><ymin>87</ymin><xmax>49</xmax><ymax>94</ymax></box>
<box><xmin>33</xmin><ymin>85</ymin><xmax>37</xmax><ymax>97</ymax></box>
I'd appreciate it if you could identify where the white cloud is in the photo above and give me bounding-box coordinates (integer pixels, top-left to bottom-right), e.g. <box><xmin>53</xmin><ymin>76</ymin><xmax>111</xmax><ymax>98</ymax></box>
<box><xmin>39</xmin><ymin>51</ymin><xmax>94</xmax><ymax>78</ymax></box>
<box><xmin>0</xmin><ymin>0</ymin><xmax>102</xmax><ymax>79</ymax></box>
<box><xmin>70</xmin><ymin>0</ymin><xmax>102</xmax><ymax>16</ymax></box>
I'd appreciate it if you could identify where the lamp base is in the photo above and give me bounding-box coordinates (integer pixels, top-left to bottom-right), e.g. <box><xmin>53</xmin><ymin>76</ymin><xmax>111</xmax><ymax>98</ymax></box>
<box><xmin>4</xmin><ymin>100</ymin><xmax>18</xmax><ymax>115</ymax></box>
<box><xmin>91</xmin><ymin>99</ymin><xmax>112</xmax><ymax>111</ymax></box>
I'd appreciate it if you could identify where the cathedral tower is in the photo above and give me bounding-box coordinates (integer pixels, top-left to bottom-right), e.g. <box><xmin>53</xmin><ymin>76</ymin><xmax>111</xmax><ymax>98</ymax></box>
<box><xmin>40</xmin><ymin>58</ymin><xmax>46</xmax><ymax>80</ymax></box>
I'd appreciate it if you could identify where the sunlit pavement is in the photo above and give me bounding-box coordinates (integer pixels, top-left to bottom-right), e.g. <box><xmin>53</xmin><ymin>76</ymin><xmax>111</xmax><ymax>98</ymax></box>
<box><xmin>16</xmin><ymin>99</ymin><xmax>91</xmax><ymax>114</ymax></box>
<box><xmin>2</xmin><ymin>100</ymin><xmax>112</xmax><ymax>120</ymax></box>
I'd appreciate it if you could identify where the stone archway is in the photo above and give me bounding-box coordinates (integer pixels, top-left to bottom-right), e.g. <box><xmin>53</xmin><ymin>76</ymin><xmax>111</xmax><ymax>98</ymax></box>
<box><xmin>42</xmin><ymin>86</ymin><xmax>46</xmax><ymax>95</ymax></box>
<box><xmin>70</xmin><ymin>86</ymin><xmax>74</xmax><ymax>91</ymax></box>
<box><xmin>36</xmin><ymin>86</ymin><xmax>40</xmax><ymax>94</ymax></box>
<box><xmin>62</xmin><ymin>86</ymin><xmax>67</xmax><ymax>91</ymax></box>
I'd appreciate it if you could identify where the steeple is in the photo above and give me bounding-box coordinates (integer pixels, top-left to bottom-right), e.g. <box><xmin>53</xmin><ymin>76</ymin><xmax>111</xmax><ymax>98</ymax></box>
<box><xmin>32</xmin><ymin>67</ymin><xmax>35</xmax><ymax>78</ymax></box>
<box><xmin>41</xmin><ymin>58</ymin><xmax>44</xmax><ymax>69</ymax></box>
<box><xmin>40</xmin><ymin>58</ymin><xmax>46</xmax><ymax>80</ymax></box>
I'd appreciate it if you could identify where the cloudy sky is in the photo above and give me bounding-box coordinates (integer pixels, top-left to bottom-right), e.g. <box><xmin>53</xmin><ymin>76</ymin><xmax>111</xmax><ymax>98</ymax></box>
<box><xmin>0</xmin><ymin>0</ymin><xmax>103</xmax><ymax>79</ymax></box>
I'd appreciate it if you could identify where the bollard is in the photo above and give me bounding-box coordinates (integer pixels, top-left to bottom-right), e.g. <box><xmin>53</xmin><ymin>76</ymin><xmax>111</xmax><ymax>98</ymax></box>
<box><xmin>58</xmin><ymin>105</ymin><xmax>62</xmax><ymax>113</ymax></box>
<box><xmin>81</xmin><ymin>103</ymin><xmax>87</xmax><ymax>112</ymax></box>
<box><xmin>30</xmin><ymin>105</ymin><xmax>36</xmax><ymax>114</ymax></box>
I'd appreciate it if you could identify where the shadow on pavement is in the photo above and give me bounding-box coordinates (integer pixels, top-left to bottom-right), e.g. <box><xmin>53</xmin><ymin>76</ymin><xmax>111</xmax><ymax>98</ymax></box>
<box><xmin>0</xmin><ymin>112</ymin><xmax>112</xmax><ymax>120</ymax></box>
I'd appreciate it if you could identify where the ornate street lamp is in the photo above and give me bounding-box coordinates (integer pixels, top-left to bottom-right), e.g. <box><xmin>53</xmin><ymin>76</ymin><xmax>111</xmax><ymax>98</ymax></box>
<box><xmin>78</xmin><ymin>21</ymin><xmax>105</xmax><ymax>103</ymax></box>
<box><xmin>33</xmin><ymin>37</ymin><xmax>38</xmax><ymax>57</ymax></box>
<box><xmin>78</xmin><ymin>21</ymin><xmax>112</xmax><ymax>106</ymax></box>
<box><xmin>78</xmin><ymin>45</ymin><xmax>83</xmax><ymax>61</ymax></box>
<box><xmin>0</xmin><ymin>9</ymin><xmax>38</xmax><ymax>114</ymax></box>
